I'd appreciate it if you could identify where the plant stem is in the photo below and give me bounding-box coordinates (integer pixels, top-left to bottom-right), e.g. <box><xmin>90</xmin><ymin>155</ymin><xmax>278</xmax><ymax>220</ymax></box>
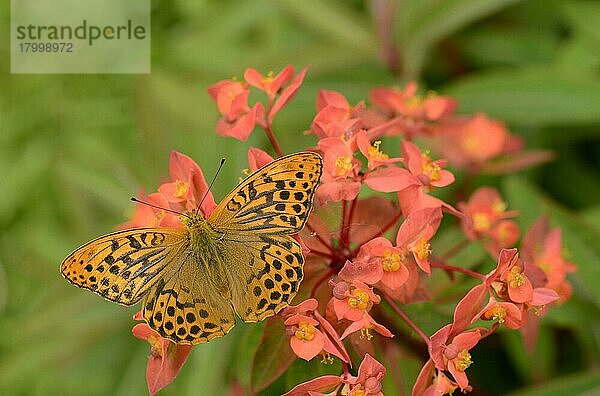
<box><xmin>440</xmin><ymin>238</ymin><xmax>470</xmax><ymax>261</ymax></box>
<box><xmin>382</xmin><ymin>292</ymin><xmax>430</xmax><ymax>346</ymax></box>
<box><xmin>430</xmin><ymin>260</ymin><xmax>485</xmax><ymax>281</ymax></box>
<box><xmin>341</xmin><ymin>197</ymin><xmax>358</xmax><ymax>248</ymax></box>
<box><xmin>305</xmin><ymin>221</ymin><xmax>336</xmax><ymax>253</ymax></box>
<box><xmin>264</xmin><ymin>124</ymin><xmax>284</xmax><ymax>157</ymax></box>
<box><xmin>310</xmin><ymin>268</ymin><xmax>336</xmax><ymax>298</ymax></box>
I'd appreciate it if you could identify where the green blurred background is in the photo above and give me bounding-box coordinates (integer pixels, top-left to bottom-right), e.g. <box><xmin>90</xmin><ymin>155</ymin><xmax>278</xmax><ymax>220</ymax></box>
<box><xmin>1</xmin><ymin>0</ymin><xmax>600</xmax><ymax>395</ymax></box>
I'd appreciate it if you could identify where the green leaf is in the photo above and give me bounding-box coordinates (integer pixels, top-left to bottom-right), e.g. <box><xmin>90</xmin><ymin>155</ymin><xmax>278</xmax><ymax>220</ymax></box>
<box><xmin>398</xmin><ymin>0</ymin><xmax>523</xmax><ymax>77</ymax></box>
<box><xmin>444</xmin><ymin>69</ymin><xmax>600</xmax><ymax>125</ymax></box>
<box><xmin>250</xmin><ymin>318</ymin><xmax>297</xmax><ymax>393</ymax></box>
<box><xmin>507</xmin><ymin>370</ymin><xmax>600</xmax><ymax>396</ymax></box>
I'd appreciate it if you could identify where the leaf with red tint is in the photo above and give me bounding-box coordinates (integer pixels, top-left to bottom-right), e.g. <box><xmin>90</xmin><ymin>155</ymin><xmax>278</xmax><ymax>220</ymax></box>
<box><xmin>451</xmin><ymin>284</ymin><xmax>488</xmax><ymax>336</ymax></box>
<box><xmin>251</xmin><ymin>318</ymin><xmax>297</xmax><ymax>393</ymax></box>
<box><xmin>348</xmin><ymin>196</ymin><xmax>398</xmax><ymax>245</ymax></box>
<box><xmin>480</xmin><ymin>149</ymin><xmax>554</xmax><ymax>175</ymax></box>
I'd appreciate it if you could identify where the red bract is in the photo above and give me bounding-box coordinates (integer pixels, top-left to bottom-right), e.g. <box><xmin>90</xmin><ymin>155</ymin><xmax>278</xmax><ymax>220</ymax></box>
<box><xmin>207</xmin><ymin>80</ymin><xmax>263</xmax><ymax>141</ymax></box>
<box><xmin>132</xmin><ymin>314</ymin><xmax>192</xmax><ymax>396</ymax></box>
<box><xmin>429</xmin><ymin>325</ymin><xmax>481</xmax><ymax>392</ymax></box>
<box><xmin>316</xmin><ymin>136</ymin><xmax>362</xmax><ymax>203</ymax></box>
<box><xmin>121</xmin><ymin>191</ymin><xmax>180</xmax><ymax>229</ymax></box>
<box><xmin>244</xmin><ymin>65</ymin><xmax>294</xmax><ymax>101</ymax></box>
<box><xmin>311</xmin><ymin>90</ymin><xmax>365</xmax><ymax>139</ymax></box>
<box><xmin>521</xmin><ymin>217</ymin><xmax>576</xmax><ymax>303</ymax></box>
<box><xmin>476</xmin><ymin>298</ymin><xmax>523</xmax><ymax>329</ymax></box>
<box><xmin>370</xmin><ymin>82</ymin><xmax>457</xmax><ymax>138</ymax></box>
<box><xmin>459</xmin><ymin>187</ymin><xmax>520</xmax><ymax>256</ymax></box>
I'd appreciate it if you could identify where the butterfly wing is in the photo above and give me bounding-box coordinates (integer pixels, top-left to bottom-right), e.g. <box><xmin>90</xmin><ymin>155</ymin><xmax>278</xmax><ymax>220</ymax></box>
<box><xmin>142</xmin><ymin>254</ymin><xmax>236</xmax><ymax>344</ymax></box>
<box><xmin>220</xmin><ymin>233</ymin><xmax>304</xmax><ymax>322</ymax></box>
<box><xmin>61</xmin><ymin>228</ymin><xmax>188</xmax><ymax>305</ymax></box>
<box><xmin>208</xmin><ymin>152</ymin><xmax>322</xmax><ymax>322</ymax></box>
<box><xmin>209</xmin><ymin>152</ymin><xmax>323</xmax><ymax>234</ymax></box>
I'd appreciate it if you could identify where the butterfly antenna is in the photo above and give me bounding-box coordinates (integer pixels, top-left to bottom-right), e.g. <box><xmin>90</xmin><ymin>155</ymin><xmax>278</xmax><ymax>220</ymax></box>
<box><xmin>196</xmin><ymin>158</ymin><xmax>226</xmax><ymax>215</ymax></box>
<box><xmin>130</xmin><ymin>197</ymin><xmax>188</xmax><ymax>218</ymax></box>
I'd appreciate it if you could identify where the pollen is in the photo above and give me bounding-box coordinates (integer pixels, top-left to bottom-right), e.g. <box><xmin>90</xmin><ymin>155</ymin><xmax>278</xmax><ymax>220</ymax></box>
<box><xmin>294</xmin><ymin>321</ymin><xmax>316</xmax><ymax>341</ymax></box>
<box><xmin>412</xmin><ymin>238</ymin><xmax>431</xmax><ymax>260</ymax></box>
<box><xmin>262</xmin><ymin>70</ymin><xmax>275</xmax><ymax>85</ymax></box>
<box><xmin>174</xmin><ymin>179</ymin><xmax>189</xmax><ymax>198</ymax></box>
<box><xmin>473</xmin><ymin>212</ymin><xmax>491</xmax><ymax>232</ymax></box>
<box><xmin>507</xmin><ymin>266</ymin><xmax>526</xmax><ymax>288</ymax></box>
<box><xmin>483</xmin><ymin>305</ymin><xmax>506</xmax><ymax>324</ymax></box>
<box><xmin>492</xmin><ymin>199</ymin><xmax>507</xmax><ymax>214</ymax></box>
<box><xmin>147</xmin><ymin>335</ymin><xmax>163</xmax><ymax>358</ymax></box>
<box><xmin>382</xmin><ymin>249</ymin><xmax>405</xmax><ymax>272</ymax></box>
<box><xmin>334</xmin><ymin>156</ymin><xmax>353</xmax><ymax>177</ymax></box>
<box><xmin>360</xmin><ymin>327</ymin><xmax>374</xmax><ymax>341</ymax></box>
<box><xmin>320</xmin><ymin>351</ymin><xmax>334</xmax><ymax>364</ymax></box>
<box><xmin>348</xmin><ymin>289</ymin><xmax>370</xmax><ymax>310</ymax></box>
<box><xmin>454</xmin><ymin>350</ymin><xmax>473</xmax><ymax>372</ymax></box>
<box><xmin>422</xmin><ymin>152</ymin><xmax>441</xmax><ymax>181</ymax></box>
<box><xmin>368</xmin><ymin>141</ymin><xmax>389</xmax><ymax>161</ymax></box>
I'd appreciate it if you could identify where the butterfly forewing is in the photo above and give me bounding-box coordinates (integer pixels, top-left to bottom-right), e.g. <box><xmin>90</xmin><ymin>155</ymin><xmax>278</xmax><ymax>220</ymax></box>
<box><xmin>61</xmin><ymin>228</ymin><xmax>188</xmax><ymax>305</ymax></box>
<box><xmin>209</xmin><ymin>152</ymin><xmax>323</xmax><ymax>234</ymax></box>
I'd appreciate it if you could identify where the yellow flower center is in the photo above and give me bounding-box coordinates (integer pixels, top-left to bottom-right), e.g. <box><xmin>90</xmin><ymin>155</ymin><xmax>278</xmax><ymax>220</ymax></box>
<box><xmin>360</xmin><ymin>327</ymin><xmax>374</xmax><ymax>341</ymax></box>
<box><xmin>147</xmin><ymin>335</ymin><xmax>162</xmax><ymax>358</ymax></box>
<box><xmin>472</xmin><ymin>212</ymin><xmax>491</xmax><ymax>232</ymax></box>
<box><xmin>348</xmin><ymin>289</ymin><xmax>370</xmax><ymax>310</ymax></box>
<box><xmin>422</xmin><ymin>152</ymin><xmax>441</xmax><ymax>181</ymax></box>
<box><xmin>262</xmin><ymin>70</ymin><xmax>275</xmax><ymax>86</ymax></box>
<box><xmin>174</xmin><ymin>179</ymin><xmax>189</xmax><ymax>198</ymax></box>
<box><xmin>294</xmin><ymin>321</ymin><xmax>316</xmax><ymax>341</ymax></box>
<box><xmin>411</xmin><ymin>238</ymin><xmax>431</xmax><ymax>260</ymax></box>
<box><xmin>454</xmin><ymin>350</ymin><xmax>472</xmax><ymax>372</ymax></box>
<box><xmin>483</xmin><ymin>305</ymin><xmax>507</xmax><ymax>324</ymax></box>
<box><xmin>406</xmin><ymin>95</ymin><xmax>423</xmax><ymax>110</ymax></box>
<box><xmin>368</xmin><ymin>141</ymin><xmax>389</xmax><ymax>161</ymax></box>
<box><xmin>507</xmin><ymin>266</ymin><xmax>526</xmax><ymax>289</ymax></box>
<box><xmin>492</xmin><ymin>199</ymin><xmax>507</xmax><ymax>214</ymax></box>
<box><xmin>382</xmin><ymin>249</ymin><xmax>406</xmax><ymax>272</ymax></box>
<box><xmin>320</xmin><ymin>351</ymin><xmax>334</xmax><ymax>364</ymax></box>
<box><xmin>352</xmin><ymin>390</ymin><xmax>365</xmax><ymax>396</ymax></box>
<box><xmin>334</xmin><ymin>156</ymin><xmax>353</xmax><ymax>177</ymax></box>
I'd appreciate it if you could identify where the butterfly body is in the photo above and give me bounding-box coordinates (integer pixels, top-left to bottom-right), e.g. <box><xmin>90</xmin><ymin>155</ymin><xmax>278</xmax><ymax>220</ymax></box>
<box><xmin>61</xmin><ymin>152</ymin><xmax>323</xmax><ymax>344</ymax></box>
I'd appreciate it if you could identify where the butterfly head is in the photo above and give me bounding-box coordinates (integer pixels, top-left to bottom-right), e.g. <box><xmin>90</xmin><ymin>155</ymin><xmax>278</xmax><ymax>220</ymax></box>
<box><xmin>179</xmin><ymin>210</ymin><xmax>205</xmax><ymax>228</ymax></box>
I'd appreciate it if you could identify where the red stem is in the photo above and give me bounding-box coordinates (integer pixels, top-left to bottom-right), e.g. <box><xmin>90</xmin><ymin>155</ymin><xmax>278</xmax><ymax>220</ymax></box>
<box><xmin>382</xmin><ymin>292</ymin><xmax>430</xmax><ymax>346</ymax></box>
<box><xmin>440</xmin><ymin>238</ymin><xmax>470</xmax><ymax>261</ymax></box>
<box><xmin>339</xmin><ymin>200</ymin><xmax>348</xmax><ymax>246</ymax></box>
<box><xmin>309</xmin><ymin>248</ymin><xmax>337</xmax><ymax>260</ymax></box>
<box><xmin>429</xmin><ymin>260</ymin><xmax>485</xmax><ymax>281</ymax></box>
<box><xmin>305</xmin><ymin>222</ymin><xmax>336</xmax><ymax>253</ymax></box>
<box><xmin>341</xmin><ymin>197</ymin><xmax>358</xmax><ymax>248</ymax></box>
<box><xmin>310</xmin><ymin>268</ymin><xmax>336</xmax><ymax>298</ymax></box>
<box><xmin>264</xmin><ymin>124</ymin><xmax>284</xmax><ymax>158</ymax></box>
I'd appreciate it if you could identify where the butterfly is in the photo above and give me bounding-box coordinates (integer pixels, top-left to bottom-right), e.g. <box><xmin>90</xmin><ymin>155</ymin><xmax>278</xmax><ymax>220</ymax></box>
<box><xmin>61</xmin><ymin>152</ymin><xmax>323</xmax><ymax>344</ymax></box>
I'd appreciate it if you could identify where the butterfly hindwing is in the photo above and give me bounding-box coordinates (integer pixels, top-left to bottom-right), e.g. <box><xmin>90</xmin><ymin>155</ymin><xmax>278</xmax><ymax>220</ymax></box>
<box><xmin>221</xmin><ymin>233</ymin><xmax>304</xmax><ymax>322</ymax></box>
<box><xmin>209</xmin><ymin>152</ymin><xmax>323</xmax><ymax>234</ymax></box>
<box><xmin>61</xmin><ymin>228</ymin><xmax>187</xmax><ymax>305</ymax></box>
<box><xmin>142</xmin><ymin>253</ymin><xmax>236</xmax><ymax>344</ymax></box>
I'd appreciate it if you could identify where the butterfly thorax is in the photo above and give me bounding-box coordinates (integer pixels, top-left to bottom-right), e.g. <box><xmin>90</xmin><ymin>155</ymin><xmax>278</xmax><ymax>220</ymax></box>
<box><xmin>180</xmin><ymin>211</ymin><xmax>231</xmax><ymax>298</ymax></box>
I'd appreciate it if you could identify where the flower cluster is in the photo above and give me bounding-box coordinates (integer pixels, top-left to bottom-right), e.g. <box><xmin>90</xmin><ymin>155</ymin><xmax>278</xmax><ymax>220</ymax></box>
<box><xmin>121</xmin><ymin>65</ymin><xmax>575</xmax><ymax>395</ymax></box>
